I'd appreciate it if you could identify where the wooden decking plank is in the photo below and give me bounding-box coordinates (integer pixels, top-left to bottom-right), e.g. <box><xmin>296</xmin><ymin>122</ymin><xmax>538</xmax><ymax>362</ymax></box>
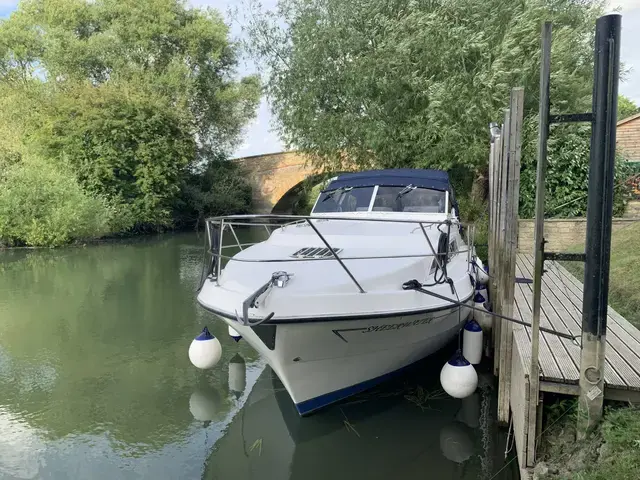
<box><xmin>516</xmin><ymin>257</ymin><xmax>581</xmax><ymax>378</ymax></box>
<box><xmin>539</xmin><ymin>258</ymin><xmax>635</xmax><ymax>344</ymax></box>
<box><xmin>540</xmin><ymin>263</ymin><xmax>640</xmax><ymax>390</ymax></box>
<box><xmin>512</xmin><ymin>290</ymin><xmax>533</xmax><ymax>370</ymax></box>
<box><xmin>513</xmin><ymin>328</ymin><xmax>533</xmax><ymax>372</ymax></box>
<box><xmin>519</xmin><ymin>286</ymin><xmax>579</xmax><ymax>381</ymax></box>
<box><xmin>513</xmin><ymin>263</ymin><xmax>566</xmax><ymax>382</ymax></box>
<box><xmin>550</xmin><ymin>260</ymin><xmax>640</xmax><ymax>346</ymax></box>
<box><xmin>517</xmin><ymin>254</ymin><xmax>582</xmax><ymax>331</ymax></box>
<box><xmin>514</xmin><ymin>286</ymin><xmax>568</xmax><ymax>382</ymax></box>
<box><xmin>519</xmin><ymin>254</ymin><xmax>631</xmax><ymax>388</ymax></box>
<box><xmin>528</xmin><ymin>285</ymin><xmax>580</xmax><ymax>380</ymax></box>
<box><xmin>515</xmin><ymin>260</ymin><xmax>580</xmax><ymax>381</ymax></box>
<box><xmin>518</xmin><ymin>254</ymin><xmax>640</xmax><ymax>389</ymax></box>
<box><xmin>529</xmin><ymin>256</ymin><xmax>640</xmax><ymax>382</ymax></box>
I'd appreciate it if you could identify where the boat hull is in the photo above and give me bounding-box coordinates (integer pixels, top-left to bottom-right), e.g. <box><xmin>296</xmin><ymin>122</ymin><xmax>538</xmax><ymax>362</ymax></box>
<box><xmin>200</xmin><ymin>300</ymin><xmax>471</xmax><ymax>415</ymax></box>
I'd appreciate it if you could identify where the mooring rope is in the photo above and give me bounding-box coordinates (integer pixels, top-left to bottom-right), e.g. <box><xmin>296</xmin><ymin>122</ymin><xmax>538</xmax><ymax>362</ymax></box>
<box><xmin>402</xmin><ymin>279</ymin><xmax>581</xmax><ymax>345</ymax></box>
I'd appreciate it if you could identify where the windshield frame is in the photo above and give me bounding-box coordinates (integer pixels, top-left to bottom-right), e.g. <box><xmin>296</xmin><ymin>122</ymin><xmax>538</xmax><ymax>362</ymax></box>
<box><xmin>311</xmin><ymin>184</ymin><xmax>450</xmax><ymax>214</ymax></box>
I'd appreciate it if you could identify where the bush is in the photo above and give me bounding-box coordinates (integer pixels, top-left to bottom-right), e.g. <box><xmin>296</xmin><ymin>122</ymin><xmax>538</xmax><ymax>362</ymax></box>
<box><xmin>457</xmin><ymin>194</ymin><xmax>488</xmax><ymax>260</ymax></box>
<box><xmin>172</xmin><ymin>160</ymin><xmax>253</xmax><ymax>229</ymax></box>
<box><xmin>0</xmin><ymin>160</ymin><xmax>113</xmax><ymax>247</ymax></box>
<box><xmin>519</xmin><ymin>122</ymin><xmax>632</xmax><ymax>218</ymax></box>
<box><xmin>35</xmin><ymin>86</ymin><xmax>196</xmax><ymax>230</ymax></box>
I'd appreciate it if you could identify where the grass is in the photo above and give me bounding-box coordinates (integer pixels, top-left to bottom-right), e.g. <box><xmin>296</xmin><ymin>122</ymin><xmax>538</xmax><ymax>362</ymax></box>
<box><xmin>561</xmin><ymin>221</ymin><xmax>640</xmax><ymax>328</ymax></box>
<box><xmin>573</xmin><ymin>407</ymin><xmax>640</xmax><ymax>480</ymax></box>
<box><xmin>538</xmin><ymin>403</ymin><xmax>640</xmax><ymax>479</ymax></box>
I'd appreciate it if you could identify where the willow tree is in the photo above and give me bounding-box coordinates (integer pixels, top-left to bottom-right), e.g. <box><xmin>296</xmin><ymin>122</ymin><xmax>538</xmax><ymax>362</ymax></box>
<box><xmin>245</xmin><ymin>0</ymin><xmax>631</xmax><ymax>212</ymax></box>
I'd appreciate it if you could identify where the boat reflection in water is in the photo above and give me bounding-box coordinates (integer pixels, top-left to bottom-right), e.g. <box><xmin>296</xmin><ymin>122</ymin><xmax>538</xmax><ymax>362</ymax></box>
<box><xmin>202</xmin><ymin>356</ymin><xmax>519</xmax><ymax>480</ymax></box>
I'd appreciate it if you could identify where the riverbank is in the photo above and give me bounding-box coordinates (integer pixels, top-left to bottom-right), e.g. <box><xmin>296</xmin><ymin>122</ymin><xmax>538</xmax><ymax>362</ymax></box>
<box><xmin>0</xmin><ymin>226</ymin><xmax>203</xmax><ymax>250</ymax></box>
<box><xmin>535</xmin><ymin>403</ymin><xmax>640</xmax><ymax>479</ymax></box>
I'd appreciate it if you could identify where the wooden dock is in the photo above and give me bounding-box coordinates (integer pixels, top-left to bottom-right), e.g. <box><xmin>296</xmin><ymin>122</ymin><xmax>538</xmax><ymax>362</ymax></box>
<box><xmin>509</xmin><ymin>253</ymin><xmax>640</xmax><ymax>469</ymax></box>
<box><xmin>513</xmin><ymin>253</ymin><xmax>640</xmax><ymax>395</ymax></box>
<box><xmin>487</xmin><ymin>85</ymin><xmax>640</xmax><ymax>474</ymax></box>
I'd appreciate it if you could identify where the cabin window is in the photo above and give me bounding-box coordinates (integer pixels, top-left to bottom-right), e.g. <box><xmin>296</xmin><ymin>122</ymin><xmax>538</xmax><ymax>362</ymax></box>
<box><xmin>312</xmin><ymin>186</ymin><xmax>374</xmax><ymax>213</ymax></box>
<box><xmin>373</xmin><ymin>186</ymin><xmax>445</xmax><ymax>213</ymax></box>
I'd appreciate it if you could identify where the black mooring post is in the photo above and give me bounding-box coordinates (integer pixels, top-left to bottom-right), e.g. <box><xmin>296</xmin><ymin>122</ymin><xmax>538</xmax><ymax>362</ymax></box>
<box><xmin>579</xmin><ymin>12</ymin><xmax>621</xmax><ymax>436</ymax></box>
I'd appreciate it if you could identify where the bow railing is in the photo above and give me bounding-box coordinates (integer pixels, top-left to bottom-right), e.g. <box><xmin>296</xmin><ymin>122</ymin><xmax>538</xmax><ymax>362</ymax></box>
<box><xmin>198</xmin><ymin>214</ymin><xmax>478</xmax><ymax>298</ymax></box>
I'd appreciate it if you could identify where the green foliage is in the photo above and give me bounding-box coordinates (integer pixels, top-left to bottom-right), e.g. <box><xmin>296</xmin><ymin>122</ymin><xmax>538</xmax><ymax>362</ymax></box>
<box><xmin>172</xmin><ymin>161</ymin><xmax>253</xmax><ymax>228</ymax></box>
<box><xmin>289</xmin><ymin>182</ymin><xmax>324</xmax><ymax>215</ymax></box>
<box><xmin>457</xmin><ymin>195</ymin><xmax>488</xmax><ymax>260</ymax></box>
<box><xmin>245</xmin><ymin>0</ymin><xmax>603</xmax><ymax>176</ymax></box>
<box><xmin>0</xmin><ymin>0</ymin><xmax>260</xmax><ymax>244</ymax></box>
<box><xmin>570</xmin><ymin>407</ymin><xmax>640</xmax><ymax>480</ymax></box>
<box><xmin>0</xmin><ymin>159</ymin><xmax>113</xmax><ymax>246</ymax></box>
<box><xmin>284</xmin><ymin>173</ymin><xmax>337</xmax><ymax>215</ymax></box>
<box><xmin>519</xmin><ymin>122</ymin><xmax>632</xmax><ymax>218</ymax></box>
<box><xmin>544</xmin><ymin>397</ymin><xmax>577</xmax><ymax>425</ymax></box>
<box><xmin>617</xmin><ymin>95</ymin><xmax>639</xmax><ymax>121</ymax></box>
<box><xmin>35</xmin><ymin>84</ymin><xmax>196</xmax><ymax>228</ymax></box>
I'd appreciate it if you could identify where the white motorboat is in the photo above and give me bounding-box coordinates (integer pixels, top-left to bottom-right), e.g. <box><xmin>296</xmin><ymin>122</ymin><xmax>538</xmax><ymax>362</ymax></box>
<box><xmin>196</xmin><ymin>169</ymin><xmax>476</xmax><ymax>415</ymax></box>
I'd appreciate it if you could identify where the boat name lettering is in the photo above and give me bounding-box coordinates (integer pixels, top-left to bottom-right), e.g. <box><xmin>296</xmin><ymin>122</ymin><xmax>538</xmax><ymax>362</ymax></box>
<box><xmin>363</xmin><ymin>317</ymin><xmax>432</xmax><ymax>333</ymax></box>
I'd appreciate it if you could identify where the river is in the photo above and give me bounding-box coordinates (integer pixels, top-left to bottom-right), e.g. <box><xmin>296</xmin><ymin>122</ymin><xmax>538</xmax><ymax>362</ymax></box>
<box><xmin>0</xmin><ymin>233</ymin><xmax>519</xmax><ymax>479</ymax></box>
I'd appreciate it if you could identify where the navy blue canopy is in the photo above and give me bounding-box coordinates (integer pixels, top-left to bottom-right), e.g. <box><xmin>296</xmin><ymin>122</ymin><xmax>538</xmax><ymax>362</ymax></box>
<box><xmin>323</xmin><ymin>168</ymin><xmax>458</xmax><ymax>214</ymax></box>
<box><xmin>325</xmin><ymin>168</ymin><xmax>451</xmax><ymax>192</ymax></box>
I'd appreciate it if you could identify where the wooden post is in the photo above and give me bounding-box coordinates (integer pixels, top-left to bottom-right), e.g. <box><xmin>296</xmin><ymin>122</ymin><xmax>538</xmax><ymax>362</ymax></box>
<box><xmin>528</xmin><ymin>21</ymin><xmax>552</xmax><ymax>462</ymax></box>
<box><xmin>491</xmin><ymin>111</ymin><xmax>509</xmax><ymax>378</ymax></box>
<box><xmin>488</xmin><ymin>138</ymin><xmax>496</xmax><ymax>283</ymax></box>
<box><xmin>497</xmin><ymin>87</ymin><xmax>525</xmax><ymax>424</ymax></box>
<box><xmin>578</xmin><ymin>13</ymin><xmax>621</xmax><ymax>437</ymax></box>
<box><xmin>492</xmin><ymin>124</ymin><xmax>506</xmax><ymax>375</ymax></box>
<box><xmin>488</xmin><ymin>126</ymin><xmax>502</xmax><ymax>370</ymax></box>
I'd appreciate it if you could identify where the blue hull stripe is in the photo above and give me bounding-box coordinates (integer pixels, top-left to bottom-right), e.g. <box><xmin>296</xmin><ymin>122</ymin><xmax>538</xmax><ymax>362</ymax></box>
<box><xmin>295</xmin><ymin>362</ymin><xmax>417</xmax><ymax>416</ymax></box>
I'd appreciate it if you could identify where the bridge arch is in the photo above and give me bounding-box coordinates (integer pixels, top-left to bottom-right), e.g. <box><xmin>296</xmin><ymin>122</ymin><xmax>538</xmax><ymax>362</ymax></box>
<box><xmin>232</xmin><ymin>151</ymin><xmax>321</xmax><ymax>213</ymax></box>
<box><xmin>271</xmin><ymin>172</ymin><xmax>336</xmax><ymax>214</ymax></box>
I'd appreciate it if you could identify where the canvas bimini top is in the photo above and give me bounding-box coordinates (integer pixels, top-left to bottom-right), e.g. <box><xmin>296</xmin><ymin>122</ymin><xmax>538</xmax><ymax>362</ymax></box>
<box><xmin>325</xmin><ymin>168</ymin><xmax>451</xmax><ymax>193</ymax></box>
<box><xmin>317</xmin><ymin>168</ymin><xmax>458</xmax><ymax>215</ymax></box>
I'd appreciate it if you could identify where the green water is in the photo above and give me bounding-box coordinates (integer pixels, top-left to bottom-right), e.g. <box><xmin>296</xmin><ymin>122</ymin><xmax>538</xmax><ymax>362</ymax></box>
<box><xmin>0</xmin><ymin>233</ymin><xmax>518</xmax><ymax>479</ymax></box>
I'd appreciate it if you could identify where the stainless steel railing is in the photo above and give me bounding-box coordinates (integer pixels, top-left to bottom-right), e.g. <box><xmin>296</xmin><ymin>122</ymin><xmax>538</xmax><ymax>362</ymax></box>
<box><xmin>200</xmin><ymin>214</ymin><xmax>477</xmax><ymax>296</ymax></box>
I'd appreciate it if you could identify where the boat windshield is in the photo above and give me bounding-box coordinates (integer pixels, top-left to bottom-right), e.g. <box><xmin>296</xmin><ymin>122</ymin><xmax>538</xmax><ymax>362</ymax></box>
<box><xmin>374</xmin><ymin>186</ymin><xmax>446</xmax><ymax>213</ymax></box>
<box><xmin>312</xmin><ymin>185</ymin><xmax>446</xmax><ymax>213</ymax></box>
<box><xmin>313</xmin><ymin>186</ymin><xmax>375</xmax><ymax>213</ymax></box>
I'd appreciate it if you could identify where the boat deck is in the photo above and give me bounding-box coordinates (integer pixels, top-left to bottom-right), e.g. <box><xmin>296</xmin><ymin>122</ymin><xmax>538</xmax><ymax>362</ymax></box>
<box><xmin>512</xmin><ymin>253</ymin><xmax>640</xmax><ymax>398</ymax></box>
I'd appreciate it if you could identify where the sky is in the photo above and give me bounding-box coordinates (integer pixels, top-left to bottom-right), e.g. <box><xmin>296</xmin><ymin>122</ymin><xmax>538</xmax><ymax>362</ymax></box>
<box><xmin>1</xmin><ymin>0</ymin><xmax>640</xmax><ymax>158</ymax></box>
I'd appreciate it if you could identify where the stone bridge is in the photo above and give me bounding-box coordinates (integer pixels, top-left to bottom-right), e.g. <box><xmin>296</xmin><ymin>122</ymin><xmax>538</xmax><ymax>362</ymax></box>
<box><xmin>232</xmin><ymin>151</ymin><xmax>322</xmax><ymax>213</ymax></box>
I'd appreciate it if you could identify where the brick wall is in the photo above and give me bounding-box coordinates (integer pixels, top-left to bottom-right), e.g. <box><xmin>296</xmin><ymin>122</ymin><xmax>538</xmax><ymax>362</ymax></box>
<box><xmin>517</xmin><ymin>218</ymin><xmax>640</xmax><ymax>253</ymax></box>
<box><xmin>617</xmin><ymin>115</ymin><xmax>640</xmax><ymax>161</ymax></box>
